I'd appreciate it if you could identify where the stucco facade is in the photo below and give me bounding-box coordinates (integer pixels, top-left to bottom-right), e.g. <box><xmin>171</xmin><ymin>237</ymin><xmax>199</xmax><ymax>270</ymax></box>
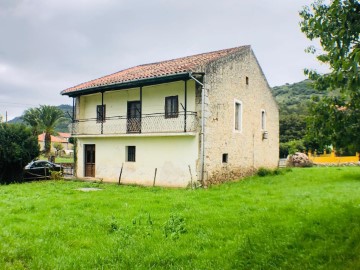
<box><xmin>62</xmin><ymin>46</ymin><xmax>279</xmax><ymax>187</ymax></box>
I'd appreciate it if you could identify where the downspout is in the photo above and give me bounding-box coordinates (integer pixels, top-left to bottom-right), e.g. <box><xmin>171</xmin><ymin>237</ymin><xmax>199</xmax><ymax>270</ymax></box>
<box><xmin>189</xmin><ymin>73</ymin><xmax>205</xmax><ymax>186</ymax></box>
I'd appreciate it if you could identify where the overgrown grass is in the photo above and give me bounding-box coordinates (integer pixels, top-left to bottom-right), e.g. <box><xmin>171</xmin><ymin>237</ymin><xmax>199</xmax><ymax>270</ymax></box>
<box><xmin>0</xmin><ymin>167</ymin><xmax>359</xmax><ymax>269</ymax></box>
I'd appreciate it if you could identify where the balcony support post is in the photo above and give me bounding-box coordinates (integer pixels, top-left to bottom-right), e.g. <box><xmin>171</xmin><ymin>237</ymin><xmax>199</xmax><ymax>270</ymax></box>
<box><xmin>101</xmin><ymin>91</ymin><xmax>104</xmax><ymax>134</ymax></box>
<box><xmin>140</xmin><ymin>87</ymin><xmax>142</xmax><ymax>118</ymax></box>
<box><xmin>184</xmin><ymin>80</ymin><xmax>187</xmax><ymax>132</ymax></box>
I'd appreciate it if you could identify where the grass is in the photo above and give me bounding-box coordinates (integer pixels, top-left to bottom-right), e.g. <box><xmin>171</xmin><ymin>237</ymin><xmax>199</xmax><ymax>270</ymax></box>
<box><xmin>38</xmin><ymin>155</ymin><xmax>74</xmax><ymax>164</ymax></box>
<box><xmin>0</xmin><ymin>167</ymin><xmax>360</xmax><ymax>269</ymax></box>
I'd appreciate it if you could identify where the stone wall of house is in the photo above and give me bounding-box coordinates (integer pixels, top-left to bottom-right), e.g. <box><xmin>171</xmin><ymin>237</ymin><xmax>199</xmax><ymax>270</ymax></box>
<box><xmin>195</xmin><ymin>47</ymin><xmax>279</xmax><ymax>185</ymax></box>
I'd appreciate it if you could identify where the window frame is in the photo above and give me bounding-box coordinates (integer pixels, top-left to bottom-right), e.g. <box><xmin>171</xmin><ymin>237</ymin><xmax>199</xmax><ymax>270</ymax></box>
<box><xmin>96</xmin><ymin>104</ymin><xmax>106</xmax><ymax>123</ymax></box>
<box><xmin>222</xmin><ymin>153</ymin><xmax>228</xmax><ymax>164</ymax></box>
<box><xmin>234</xmin><ymin>99</ymin><xmax>243</xmax><ymax>132</ymax></box>
<box><xmin>126</xmin><ymin>146</ymin><xmax>136</xmax><ymax>162</ymax></box>
<box><xmin>165</xmin><ymin>95</ymin><xmax>179</xmax><ymax>118</ymax></box>
<box><xmin>261</xmin><ymin>109</ymin><xmax>266</xmax><ymax>130</ymax></box>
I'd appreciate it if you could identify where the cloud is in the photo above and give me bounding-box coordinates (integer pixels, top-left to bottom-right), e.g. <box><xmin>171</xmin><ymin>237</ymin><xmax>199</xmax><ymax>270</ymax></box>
<box><xmin>0</xmin><ymin>0</ymin><xmax>323</xmax><ymax>120</ymax></box>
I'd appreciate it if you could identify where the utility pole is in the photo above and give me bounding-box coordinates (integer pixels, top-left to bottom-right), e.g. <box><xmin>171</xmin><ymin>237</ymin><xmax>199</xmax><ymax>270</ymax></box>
<box><xmin>6</xmin><ymin>111</ymin><xmax>8</xmax><ymax>123</ymax></box>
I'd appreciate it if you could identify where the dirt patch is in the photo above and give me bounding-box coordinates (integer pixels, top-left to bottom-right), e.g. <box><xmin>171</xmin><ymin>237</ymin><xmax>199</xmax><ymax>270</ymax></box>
<box><xmin>76</xmin><ymin>188</ymin><xmax>103</xmax><ymax>192</ymax></box>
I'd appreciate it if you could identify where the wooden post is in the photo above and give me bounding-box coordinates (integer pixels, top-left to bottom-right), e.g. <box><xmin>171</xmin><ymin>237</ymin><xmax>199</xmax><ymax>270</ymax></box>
<box><xmin>118</xmin><ymin>163</ymin><xmax>124</xmax><ymax>185</ymax></box>
<box><xmin>153</xmin><ymin>168</ymin><xmax>157</xmax><ymax>187</ymax></box>
<box><xmin>188</xmin><ymin>165</ymin><xmax>193</xmax><ymax>189</ymax></box>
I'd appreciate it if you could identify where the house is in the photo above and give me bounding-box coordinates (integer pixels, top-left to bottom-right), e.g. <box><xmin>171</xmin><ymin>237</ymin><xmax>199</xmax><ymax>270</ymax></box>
<box><xmin>38</xmin><ymin>132</ymin><xmax>73</xmax><ymax>153</ymax></box>
<box><xmin>61</xmin><ymin>46</ymin><xmax>279</xmax><ymax>187</ymax></box>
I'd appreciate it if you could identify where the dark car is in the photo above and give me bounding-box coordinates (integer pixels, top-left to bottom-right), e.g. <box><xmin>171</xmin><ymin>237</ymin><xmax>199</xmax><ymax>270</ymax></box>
<box><xmin>24</xmin><ymin>160</ymin><xmax>63</xmax><ymax>180</ymax></box>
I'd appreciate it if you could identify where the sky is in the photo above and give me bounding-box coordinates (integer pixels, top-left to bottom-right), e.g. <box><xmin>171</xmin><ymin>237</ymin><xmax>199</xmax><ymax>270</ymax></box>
<box><xmin>0</xmin><ymin>0</ymin><xmax>327</xmax><ymax>121</ymax></box>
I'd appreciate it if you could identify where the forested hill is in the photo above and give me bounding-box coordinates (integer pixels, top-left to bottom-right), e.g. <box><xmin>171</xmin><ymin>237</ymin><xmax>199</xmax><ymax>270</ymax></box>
<box><xmin>271</xmin><ymin>79</ymin><xmax>326</xmax><ymax>116</ymax></box>
<box><xmin>8</xmin><ymin>104</ymin><xmax>73</xmax><ymax>133</ymax></box>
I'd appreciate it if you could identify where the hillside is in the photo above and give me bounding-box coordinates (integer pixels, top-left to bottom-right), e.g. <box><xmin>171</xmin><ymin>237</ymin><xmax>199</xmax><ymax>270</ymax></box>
<box><xmin>271</xmin><ymin>79</ymin><xmax>326</xmax><ymax>116</ymax></box>
<box><xmin>8</xmin><ymin>104</ymin><xmax>73</xmax><ymax>133</ymax></box>
<box><xmin>271</xmin><ymin>80</ymin><xmax>328</xmax><ymax>147</ymax></box>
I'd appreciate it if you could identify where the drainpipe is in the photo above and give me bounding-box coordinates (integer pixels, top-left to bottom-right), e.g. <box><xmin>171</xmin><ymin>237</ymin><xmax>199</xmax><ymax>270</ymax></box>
<box><xmin>189</xmin><ymin>73</ymin><xmax>205</xmax><ymax>186</ymax></box>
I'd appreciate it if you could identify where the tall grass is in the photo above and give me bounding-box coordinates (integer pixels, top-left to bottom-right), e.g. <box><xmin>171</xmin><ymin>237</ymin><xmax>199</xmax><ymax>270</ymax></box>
<box><xmin>0</xmin><ymin>167</ymin><xmax>359</xmax><ymax>269</ymax></box>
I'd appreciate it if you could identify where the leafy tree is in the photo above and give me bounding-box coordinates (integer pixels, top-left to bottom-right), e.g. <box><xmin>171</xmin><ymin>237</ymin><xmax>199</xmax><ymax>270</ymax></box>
<box><xmin>0</xmin><ymin>123</ymin><xmax>39</xmax><ymax>183</ymax></box>
<box><xmin>22</xmin><ymin>105</ymin><xmax>64</xmax><ymax>157</ymax></box>
<box><xmin>300</xmin><ymin>0</ymin><xmax>360</xmax><ymax>151</ymax></box>
<box><xmin>280</xmin><ymin>115</ymin><xmax>307</xmax><ymax>143</ymax></box>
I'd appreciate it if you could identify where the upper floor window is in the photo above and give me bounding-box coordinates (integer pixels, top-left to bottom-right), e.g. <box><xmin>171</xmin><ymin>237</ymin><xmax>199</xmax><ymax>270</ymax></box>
<box><xmin>234</xmin><ymin>100</ymin><xmax>242</xmax><ymax>132</ymax></box>
<box><xmin>261</xmin><ymin>110</ymin><xmax>266</xmax><ymax>130</ymax></box>
<box><xmin>97</xmin><ymin>105</ymin><xmax>106</xmax><ymax>122</ymax></box>
<box><xmin>165</xmin><ymin>96</ymin><xmax>178</xmax><ymax>118</ymax></box>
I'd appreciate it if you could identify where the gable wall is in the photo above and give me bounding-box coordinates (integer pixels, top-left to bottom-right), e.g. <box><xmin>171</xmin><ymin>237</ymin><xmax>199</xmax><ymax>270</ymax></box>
<box><xmin>202</xmin><ymin>48</ymin><xmax>279</xmax><ymax>184</ymax></box>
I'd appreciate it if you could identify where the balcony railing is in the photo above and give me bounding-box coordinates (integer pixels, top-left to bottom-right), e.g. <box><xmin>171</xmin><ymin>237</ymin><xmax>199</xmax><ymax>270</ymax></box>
<box><xmin>71</xmin><ymin>112</ymin><xmax>198</xmax><ymax>136</ymax></box>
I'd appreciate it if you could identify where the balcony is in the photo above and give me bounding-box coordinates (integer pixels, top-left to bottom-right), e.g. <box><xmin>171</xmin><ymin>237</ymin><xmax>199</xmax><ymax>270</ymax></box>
<box><xmin>71</xmin><ymin>112</ymin><xmax>198</xmax><ymax>136</ymax></box>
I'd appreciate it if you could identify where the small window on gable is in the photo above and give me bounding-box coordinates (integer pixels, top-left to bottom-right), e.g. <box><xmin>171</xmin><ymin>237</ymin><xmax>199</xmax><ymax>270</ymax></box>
<box><xmin>235</xmin><ymin>101</ymin><xmax>242</xmax><ymax>131</ymax></box>
<box><xmin>246</xmin><ymin>76</ymin><xmax>249</xmax><ymax>85</ymax></box>
<box><xmin>165</xmin><ymin>96</ymin><xmax>179</xmax><ymax>118</ymax></box>
<box><xmin>261</xmin><ymin>110</ymin><xmax>266</xmax><ymax>130</ymax></box>
<box><xmin>222</xmin><ymin>153</ymin><xmax>228</xmax><ymax>163</ymax></box>
<box><xmin>97</xmin><ymin>105</ymin><xmax>106</xmax><ymax>122</ymax></box>
<box><xmin>126</xmin><ymin>146</ymin><xmax>136</xmax><ymax>162</ymax></box>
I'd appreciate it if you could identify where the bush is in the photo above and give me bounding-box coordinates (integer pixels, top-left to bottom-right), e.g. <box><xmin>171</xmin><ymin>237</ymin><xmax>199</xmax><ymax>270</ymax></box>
<box><xmin>50</xmin><ymin>170</ymin><xmax>63</xmax><ymax>180</ymax></box>
<box><xmin>257</xmin><ymin>167</ymin><xmax>274</xmax><ymax>177</ymax></box>
<box><xmin>0</xmin><ymin>124</ymin><xmax>39</xmax><ymax>183</ymax></box>
<box><xmin>287</xmin><ymin>152</ymin><xmax>313</xmax><ymax>167</ymax></box>
<box><xmin>280</xmin><ymin>140</ymin><xmax>306</xmax><ymax>158</ymax></box>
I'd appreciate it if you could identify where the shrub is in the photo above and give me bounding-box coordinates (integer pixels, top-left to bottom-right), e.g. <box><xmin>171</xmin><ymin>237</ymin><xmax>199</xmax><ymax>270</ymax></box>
<box><xmin>50</xmin><ymin>170</ymin><xmax>63</xmax><ymax>180</ymax></box>
<box><xmin>0</xmin><ymin>123</ymin><xmax>39</xmax><ymax>183</ymax></box>
<box><xmin>257</xmin><ymin>167</ymin><xmax>274</xmax><ymax>177</ymax></box>
<box><xmin>287</xmin><ymin>152</ymin><xmax>313</xmax><ymax>167</ymax></box>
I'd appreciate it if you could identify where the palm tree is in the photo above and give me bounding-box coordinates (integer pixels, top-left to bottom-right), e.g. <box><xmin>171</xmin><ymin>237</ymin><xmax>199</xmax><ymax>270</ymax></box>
<box><xmin>22</xmin><ymin>107</ymin><xmax>41</xmax><ymax>135</ymax></box>
<box><xmin>23</xmin><ymin>105</ymin><xmax>64</xmax><ymax>156</ymax></box>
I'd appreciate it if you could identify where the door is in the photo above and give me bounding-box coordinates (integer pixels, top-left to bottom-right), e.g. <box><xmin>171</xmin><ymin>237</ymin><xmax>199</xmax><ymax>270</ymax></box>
<box><xmin>127</xmin><ymin>101</ymin><xmax>141</xmax><ymax>133</ymax></box>
<box><xmin>84</xmin><ymin>144</ymin><xmax>95</xmax><ymax>177</ymax></box>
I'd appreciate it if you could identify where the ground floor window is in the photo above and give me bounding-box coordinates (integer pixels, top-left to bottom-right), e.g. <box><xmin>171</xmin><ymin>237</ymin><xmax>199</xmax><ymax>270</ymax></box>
<box><xmin>126</xmin><ymin>146</ymin><xmax>136</xmax><ymax>162</ymax></box>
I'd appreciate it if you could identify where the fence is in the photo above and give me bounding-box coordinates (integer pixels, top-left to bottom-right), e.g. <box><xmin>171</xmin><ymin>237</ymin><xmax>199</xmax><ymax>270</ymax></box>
<box><xmin>308</xmin><ymin>151</ymin><xmax>359</xmax><ymax>164</ymax></box>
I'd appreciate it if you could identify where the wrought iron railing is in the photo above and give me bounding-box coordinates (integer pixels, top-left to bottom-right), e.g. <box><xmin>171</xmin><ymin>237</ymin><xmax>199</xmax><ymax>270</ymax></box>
<box><xmin>71</xmin><ymin>112</ymin><xmax>198</xmax><ymax>135</ymax></box>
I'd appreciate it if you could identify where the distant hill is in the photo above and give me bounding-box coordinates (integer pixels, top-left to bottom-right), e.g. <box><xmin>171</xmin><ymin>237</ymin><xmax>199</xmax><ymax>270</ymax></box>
<box><xmin>8</xmin><ymin>104</ymin><xmax>73</xmax><ymax>133</ymax></box>
<box><xmin>271</xmin><ymin>79</ymin><xmax>326</xmax><ymax>116</ymax></box>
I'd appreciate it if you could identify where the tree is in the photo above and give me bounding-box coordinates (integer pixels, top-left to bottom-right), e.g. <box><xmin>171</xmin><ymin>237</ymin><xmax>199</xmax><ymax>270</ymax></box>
<box><xmin>22</xmin><ymin>107</ymin><xmax>41</xmax><ymax>135</ymax></box>
<box><xmin>0</xmin><ymin>123</ymin><xmax>39</xmax><ymax>183</ymax></box>
<box><xmin>300</xmin><ymin>0</ymin><xmax>360</xmax><ymax>151</ymax></box>
<box><xmin>22</xmin><ymin>105</ymin><xmax>64</xmax><ymax>157</ymax></box>
<box><xmin>53</xmin><ymin>142</ymin><xmax>64</xmax><ymax>157</ymax></box>
<box><xmin>280</xmin><ymin>114</ymin><xmax>307</xmax><ymax>143</ymax></box>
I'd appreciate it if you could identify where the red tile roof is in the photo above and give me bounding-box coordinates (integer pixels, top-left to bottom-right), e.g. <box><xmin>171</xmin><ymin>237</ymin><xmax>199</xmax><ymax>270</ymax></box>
<box><xmin>38</xmin><ymin>133</ymin><xmax>70</xmax><ymax>143</ymax></box>
<box><xmin>61</xmin><ymin>46</ymin><xmax>250</xmax><ymax>95</ymax></box>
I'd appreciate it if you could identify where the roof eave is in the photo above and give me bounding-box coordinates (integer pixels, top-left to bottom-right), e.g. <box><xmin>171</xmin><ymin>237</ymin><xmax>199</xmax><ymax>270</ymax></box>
<box><xmin>61</xmin><ymin>72</ymin><xmax>192</xmax><ymax>97</ymax></box>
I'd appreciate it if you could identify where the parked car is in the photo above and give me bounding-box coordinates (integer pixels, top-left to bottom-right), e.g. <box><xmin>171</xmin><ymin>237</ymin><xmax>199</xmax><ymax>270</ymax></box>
<box><xmin>24</xmin><ymin>160</ymin><xmax>63</xmax><ymax>180</ymax></box>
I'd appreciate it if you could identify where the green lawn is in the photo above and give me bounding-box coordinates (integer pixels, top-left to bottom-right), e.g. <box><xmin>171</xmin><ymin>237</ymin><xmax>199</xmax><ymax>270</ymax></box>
<box><xmin>38</xmin><ymin>155</ymin><xmax>74</xmax><ymax>164</ymax></box>
<box><xmin>0</xmin><ymin>167</ymin><xmax>359</xmax><ymax>269</ymax></box>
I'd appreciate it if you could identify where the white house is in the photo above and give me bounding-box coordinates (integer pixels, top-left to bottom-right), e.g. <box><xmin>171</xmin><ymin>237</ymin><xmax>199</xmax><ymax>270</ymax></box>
<box><xmin>61</xmin><ymin>46</ymin><xmax>279</xmax><ymax>187</ymax></box>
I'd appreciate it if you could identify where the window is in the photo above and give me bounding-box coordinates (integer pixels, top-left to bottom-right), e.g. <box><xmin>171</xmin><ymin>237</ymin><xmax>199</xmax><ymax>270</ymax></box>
<box><xmin>165</xmin><ymin>96</ymin><xmax>178</xmax><ymax>118</ymax></box>
<box><xmin>222</xmin><ymin>153</ymin><xmax>228</xmax><ymax>163</ymax></box>
<box><xmin>261</xmin><ymin>110</ymin><xmax>266</xmax><ymax>130</ymax></box>
<box><xmin>96</xmin><ymin>105</ymin><xmax>106</xmax><ymax>122</ymax></box>
<box><xmin>235</xmin><ymin>101</ymin><xmax>242</xmax><ymax>131</ymax></box>
<box><xmin>246</xmin><ymin>76</ymin><xmax>249</xmax><ymax>85</ymax></box>
<box><xmin>126</xmin><ymin>146</ymin><xmax>136</xmax><ymax>162</ymax></box>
